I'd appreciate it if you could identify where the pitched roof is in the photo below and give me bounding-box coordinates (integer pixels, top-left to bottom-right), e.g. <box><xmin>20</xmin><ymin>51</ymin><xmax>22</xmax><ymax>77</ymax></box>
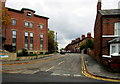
<box><xmin>99</xmin><ymin>9</ymin><xmax>120</xmax><ymax>15</ymax></box>
<box><xmin>108</xmin><ymin>37</ymin><xmax>120</xmax><ymax>43</ymax></box>
<box><xmin>6</xmin><ymin>7</ymin><xmax>49</xmax><ymax>19</ymax></box>
<box><xmin>21</xmin><ymin>8</ymin><xmax>35</xmax><ymax>13</ymax></box>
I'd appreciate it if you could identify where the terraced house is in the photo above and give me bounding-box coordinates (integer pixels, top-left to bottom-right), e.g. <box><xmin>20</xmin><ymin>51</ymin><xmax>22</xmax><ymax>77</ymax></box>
<box><xmin>2</xmin><ymin>0</ymin><xmax>49</xmax><ymax>54</ymax></box>
<box><xmin>94</xmin><ymin>0</ymin><xmax>120</xmax><ymax>71</ymax></box>
<box><xmin>65</xmin><ymin>32</ymin><xmax>93</xmax><ymax>53</ymax></box>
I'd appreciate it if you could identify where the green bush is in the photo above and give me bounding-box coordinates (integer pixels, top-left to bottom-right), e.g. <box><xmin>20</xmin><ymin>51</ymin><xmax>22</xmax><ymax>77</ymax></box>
<box><xmin>29</xmin><ymin>54</ymin><xmax>38</xmax><ymax>56</ymax></box>
<box><xmin>22</xmin><ymin>48</ymin><xmax>28</xmax><ymax>56</ymax></box>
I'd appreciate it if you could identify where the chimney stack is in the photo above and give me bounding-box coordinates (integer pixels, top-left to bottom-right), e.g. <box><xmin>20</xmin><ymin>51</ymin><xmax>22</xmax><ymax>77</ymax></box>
<box><xmin>87</xmin><ymin>32</ymin><xmax>91</xmax><ymax>38</ymax></box>
<box><xmin>77</xmin><ymin>38</ymin><xmax>80</xmax><ymax>41</ymax></box>
<box><xmin>97</xmin><ymin>0</ymin><xmax>101</xmax><ymax>11</ymax></box>
<box><xmin>82</xmin><ymin>35</ymin><xmax>85</xmax><ymax>39</ymax></box>
<box><xmin>76</xmin><ymin>38</ymin><xmax>80</xmax><ymax>41</ymax></box>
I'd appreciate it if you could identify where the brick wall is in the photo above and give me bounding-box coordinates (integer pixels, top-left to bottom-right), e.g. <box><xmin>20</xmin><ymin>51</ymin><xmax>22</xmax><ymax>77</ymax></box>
<box><xmin>94</xmin><ymin>12</ymin><xmax>102</xmax><ymax>62</ymax></box>
<box><xmin>3</xmin><ymin>7</ymin><xmax>48</xmax><ymax>53</ymax></box>
<box><xmin>102</xmin><ymin>16</ymin><xmax>120</xmax><ymax>56</ymax></box>
<box><xmin>87</xmin><ymin>49</ymin><xmax>94</xmax><ymax>57</ymax></box>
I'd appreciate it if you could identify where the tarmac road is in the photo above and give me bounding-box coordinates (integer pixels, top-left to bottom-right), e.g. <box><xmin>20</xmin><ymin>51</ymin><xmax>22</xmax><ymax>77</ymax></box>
<box><xmin>2</xmin><ymin>53</ymin><xmax>116</xmax><ymax>83</ymax></box>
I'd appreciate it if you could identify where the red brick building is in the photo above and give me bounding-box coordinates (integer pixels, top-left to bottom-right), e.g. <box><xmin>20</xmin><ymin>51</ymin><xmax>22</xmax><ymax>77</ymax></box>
<box><xmin>2</xmin><ymin>1</ymin><xmax>49</xmax><ymax>54</ymax></box>
<box><xmin>94</xmin><ymin>0</ymin><xmax>120</xmax><ymax>71</ymax></box>
<box><xmin>65</xmin><ymin>32</ymin><xmax>93</xmax><ymax>53</ymax></box>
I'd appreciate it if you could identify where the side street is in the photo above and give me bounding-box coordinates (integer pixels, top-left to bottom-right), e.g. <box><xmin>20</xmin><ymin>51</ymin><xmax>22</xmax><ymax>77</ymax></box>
<box><xmin>0</xmin><ymin>0</ymin><xmax>120</xmax><ymax>83</ymax></box>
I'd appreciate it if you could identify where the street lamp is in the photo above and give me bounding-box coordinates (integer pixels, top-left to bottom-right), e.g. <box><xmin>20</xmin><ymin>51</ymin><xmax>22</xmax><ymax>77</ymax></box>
<box><xmin>55</xmin><ymin>32</ymin><xmax>57</xmax><ymax>52</ymax></box>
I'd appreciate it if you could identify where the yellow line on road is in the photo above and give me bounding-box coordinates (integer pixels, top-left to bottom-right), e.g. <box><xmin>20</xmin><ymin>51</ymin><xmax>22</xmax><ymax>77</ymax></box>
<box><xmin>0</xmin><ymin>55</ymin><xmax>65</xmax><ymax>66</ymax></box>
<box><xmin>81</xmin><ymin>56</ymin><xmax>120</xmax><ymax>82</ymax></box>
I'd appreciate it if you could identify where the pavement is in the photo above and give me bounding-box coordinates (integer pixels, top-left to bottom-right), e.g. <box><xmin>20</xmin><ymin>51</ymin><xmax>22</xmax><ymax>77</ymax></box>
<box><xmin>1</xmin><ymin>53</ymin><xmax>58</xmax><ymax>65</ymax></box>
<box><xmin>83</xmin><ymin>54</ymin><xmax>120</xmax><ymax>80</ymax></box>
<box><xmin>2</xmin><ymin>54</ymin><xmax>120</xmax><ymax>82</ymax></box>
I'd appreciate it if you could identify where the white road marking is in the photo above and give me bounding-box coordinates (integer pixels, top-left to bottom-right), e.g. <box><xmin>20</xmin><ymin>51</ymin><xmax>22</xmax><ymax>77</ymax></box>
<box><xmin>63</xmin><ymin>74</ymin><xmax>70</xmax><ymax>76</ymax></box>
<box><xmin>73</xmin><ymin>74</ymin><xmax>81</xmax><ymax>77</ymax></box>
<box><xmin>45</xmin><ymin>66</ymin><xmax>55</xmax><ymax>72</ymax></box>
<box><xmin>58</xmin><ymin>61</ymin><xmax>64</xmax><ymax>65</ymax></box>
<box><xmin>51</xmin><ymin>73</ymin><xmax>81</xmax><ymax>77</ymax></box>
<box><xmin>51</xmin><ymin>73</ymin><xmax>60</xmax><ymax>76</ymax></box>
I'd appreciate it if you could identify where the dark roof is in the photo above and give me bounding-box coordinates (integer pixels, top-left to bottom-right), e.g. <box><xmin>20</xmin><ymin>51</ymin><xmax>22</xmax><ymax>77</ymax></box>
<box><xmin>99</xmin><ymin>9</ymin><xmax>120</xmax><ymax>15</ymax></box>
<box><xmin>34</xmin><ymin>14</ymin><xmax>49</xmax><ymax>19</ymax></box>
<box><xmin>6</xmin><ymin>7</ymin><xmax>49</xmax><ymax>19</ymax></box>
<box><xmin>7</xmin><ymin>7</ymin><xmax>23</xmax><ymax>13</ymax></box>
<box><xmin>108</xmin><ymin>37</ymin><xmax>120</xmax><ymax>43</ymax></box>
<box><xmin>21</xmin><ymin>8</ymin><xmax>35</xmax><ymax>13</ymax></box>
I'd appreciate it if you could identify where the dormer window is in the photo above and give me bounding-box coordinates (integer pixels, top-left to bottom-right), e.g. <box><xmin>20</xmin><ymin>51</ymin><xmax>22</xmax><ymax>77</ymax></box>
<box><xmin>27</xmin><ymin>12</ymin><xmax>32</xmax><ymax>17</ymax></box>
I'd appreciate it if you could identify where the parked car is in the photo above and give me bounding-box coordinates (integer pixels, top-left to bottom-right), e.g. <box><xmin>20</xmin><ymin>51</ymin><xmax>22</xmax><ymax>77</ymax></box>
<box><xmin>60</xmin><ymin>50</ymin><xmax>65</xmax><ymax>54</ymax></box>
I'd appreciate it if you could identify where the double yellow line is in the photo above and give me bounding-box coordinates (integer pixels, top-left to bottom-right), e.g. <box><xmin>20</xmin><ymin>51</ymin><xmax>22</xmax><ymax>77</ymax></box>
<box><xmin>81</xmin><ymin>56</ymin><xmax>120</xmax><ymax>82</ymax></box>
<box><xmin>0</xmin><ymin>55</ymin><xmax>65</xmax><ymax>66</ymax></box>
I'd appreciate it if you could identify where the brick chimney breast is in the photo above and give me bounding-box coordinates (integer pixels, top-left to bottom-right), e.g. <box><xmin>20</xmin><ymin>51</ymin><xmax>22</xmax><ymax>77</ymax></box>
<box><xmin>97</xmin><ymin>0</ymin><xmax>101</xmax><ymax>11</ymax></box>
<box><xmin>98</xmin><ymin>0</ymin><xmax>101</xmax><ymax>2</ymax></box>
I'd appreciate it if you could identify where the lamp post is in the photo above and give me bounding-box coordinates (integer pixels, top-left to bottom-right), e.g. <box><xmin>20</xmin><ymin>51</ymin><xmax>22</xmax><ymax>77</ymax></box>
<box><xmin>55</xmin><ymin>32</ymin><xmax>57</xmax><ymax>52</ymax></box>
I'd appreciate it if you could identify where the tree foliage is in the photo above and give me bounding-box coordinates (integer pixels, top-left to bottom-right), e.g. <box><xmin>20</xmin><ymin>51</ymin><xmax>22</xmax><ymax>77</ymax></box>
<box><xmin>2</xmin><ymin>7</ymin><xmax>11</xmax><ymax>26</ymax></box>
<box><xmin>80</xmin><ymin>39</ymin><xmax>94</xmax><ymax>50</ymax></box>
<box><xmin>48</xmin><ymin>29</ymin><xmax>58</xmax><ymax>53</ymax></box>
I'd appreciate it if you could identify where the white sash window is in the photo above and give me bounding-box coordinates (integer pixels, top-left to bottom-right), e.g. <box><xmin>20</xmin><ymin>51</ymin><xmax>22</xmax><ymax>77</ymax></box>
<box><xmin>114</xmin><ymin>22</ymin><xmax>120</xmax><ymax>36</ymax></box>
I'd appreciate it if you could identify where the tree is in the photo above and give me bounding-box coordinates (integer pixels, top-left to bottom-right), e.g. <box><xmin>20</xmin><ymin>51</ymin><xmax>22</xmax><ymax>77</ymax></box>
<box><xmin>48</xmin><ymin>29</ymin><xmax>58</xmax><ymax>53</ymax></box>
<box><xmin>2</xmin><ymin>7</ymin><xmax>11</xmax><ymax>27</ymax></box>
<box><xmin>80</xmin><ymin>39</ymin><xmax>94</xmax><ymax>50</ymax></box>
<box><xmin>1</xmin><ymin>6</ymin><xmax>11</xmax><ymax>39</ymax></box>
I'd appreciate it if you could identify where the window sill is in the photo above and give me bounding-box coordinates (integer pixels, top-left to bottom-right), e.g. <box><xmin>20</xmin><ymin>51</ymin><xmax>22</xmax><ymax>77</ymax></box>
<box><xmin>102</xmin><ymin>35</ymin><xmax>120</xmax><ymax>37</ymax></box>
<box><xmin>102</xmin><ymin>55</ymin><xmax>111</xmax><ymax>58</ymax></box>
<box><xmin>111</xmin><ymin>53</ymin><xmax>120</xmax><ymax>56</ymax></box>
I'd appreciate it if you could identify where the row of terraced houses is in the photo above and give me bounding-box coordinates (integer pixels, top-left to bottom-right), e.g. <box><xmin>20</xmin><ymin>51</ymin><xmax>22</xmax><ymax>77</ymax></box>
<box><xmin>65</xmin><ymin>0</ymin><xmax>120</xmax><ymax>71</ymax></box>
<box><xmin>2</xmin><ymin>0</ymin><xmax>49</xmax><ymax>54</ymax></box>
<box><xmin>65</xmin><ymin>32</ymin><xmax>93</xmax><ymax>53</ymax></box>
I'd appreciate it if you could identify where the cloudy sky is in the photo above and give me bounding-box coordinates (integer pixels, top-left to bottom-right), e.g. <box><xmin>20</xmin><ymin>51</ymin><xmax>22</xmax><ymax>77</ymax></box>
<box><xmin>5</xmin><ymin>0</ymin><xmax>120</xmax><ymax>49</ymax></box>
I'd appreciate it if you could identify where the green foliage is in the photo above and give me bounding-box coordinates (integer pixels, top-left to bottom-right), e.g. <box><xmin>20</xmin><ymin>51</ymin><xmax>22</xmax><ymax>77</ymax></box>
<box><xmin>22</xmin><ymin>48</ymin><xmax>28</xmax><ymax>56</ymax></box>
<box><xmin>48</xmin><ymin>29</ymin><xmax>58</xmax><ymax>53</ymax></box>
<box><xmin>2</xmin><ymin>8</ymin><xmax>11</xmax><ymax>26</ymax></box>
<box><xmin>80</xmin><ymin>39</ymin><xmax>94</xmax><ymax>50</ymax></box>
<box><xmin>17</xmin><ymin>48</ymin><xmax>28</xmax><ymax>56</ymax></box>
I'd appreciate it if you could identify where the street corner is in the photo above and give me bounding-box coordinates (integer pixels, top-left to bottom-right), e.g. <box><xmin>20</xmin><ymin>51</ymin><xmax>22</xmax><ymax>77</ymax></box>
<box><xmin>81</xmin><ymin>56</ymin><xmax>120</xmax><ymax>82</ymax></box>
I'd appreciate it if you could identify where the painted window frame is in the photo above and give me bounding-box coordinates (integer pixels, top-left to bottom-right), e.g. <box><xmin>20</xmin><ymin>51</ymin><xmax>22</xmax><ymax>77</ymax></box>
<box><xmin>30</xmin><ymin>32</ymin><xmax>33</xmax><ymax>50</ymax></box>
<box><xmin>24</xmin><ymin>32</ymin><xmax>28</xmax><ymax>50</ymax></box>
<box><xmin>114</xmin><ymin>22</ymin><xmax>120</xmax><ymax>36</ymax></box>
<box><xmin>12</xmin><ymin>30</ymin><xmax>16</xmax><ymax>51</ymax></box>
<box><xmin>110</xmin><ymin>43</ymin><xmax>120</xmax><ymax>56</ymax></box>
<box><xmin>30</xmin><ymin>22</ymin><xmax>34</xmax><ymax>28</ymax></box>
<box><xmin>24</xmin><ymin>21</ymin><xmax>29</xmax><ymax>27</ymax></box>
<box><xmin>102</xmin><ymin>22</ymin><xmax>120</xmax><ymax>37</ymax></box>
<box><xmin>40</xmin><ymin>34</ymin><xmax>44</xmax><ymax>50</ymax></box>
<box><xmin>12</xmin><ymin>19</ymin><xmax>17</xmax><ymax>25</ymax></box>
<box><xmin>39</xmin><ymin>24</ymin><xmax>44</xmax><ymax>29</ymax></box>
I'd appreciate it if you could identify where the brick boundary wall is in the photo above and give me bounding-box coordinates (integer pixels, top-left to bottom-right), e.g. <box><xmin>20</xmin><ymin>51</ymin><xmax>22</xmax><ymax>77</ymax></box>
<box><xmin>87</xmin><ymin>49</ymin><xmax>94</xmax><ymax>57</ymax></box>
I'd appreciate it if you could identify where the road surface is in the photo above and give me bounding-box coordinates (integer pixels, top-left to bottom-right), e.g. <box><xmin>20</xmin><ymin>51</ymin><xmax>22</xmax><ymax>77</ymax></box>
<box><xmin>2</xmin><ymin>53</ymin><xmax>115</xmax><ymax>83</ymax></box>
